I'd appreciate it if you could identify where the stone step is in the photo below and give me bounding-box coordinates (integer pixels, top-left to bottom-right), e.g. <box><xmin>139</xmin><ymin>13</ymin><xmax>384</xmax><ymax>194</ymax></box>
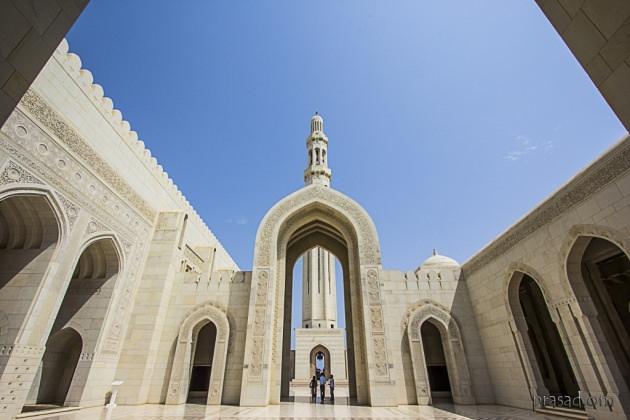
<box><xmin>535</xmin><ymin>406</ymin><xmax>590</xmax><ymax>419</ymax></box>
<box><xmin>16</xmin><ymin>406</ymin><xmax>81</xmax><ymax>419</ymax></box>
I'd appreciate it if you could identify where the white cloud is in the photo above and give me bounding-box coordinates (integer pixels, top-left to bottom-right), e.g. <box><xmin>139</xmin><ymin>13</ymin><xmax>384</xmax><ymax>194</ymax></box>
<box><xmin>504</xmin><ymin>135</ymin><xmax>552</xmax><ymax>161</ymax></box>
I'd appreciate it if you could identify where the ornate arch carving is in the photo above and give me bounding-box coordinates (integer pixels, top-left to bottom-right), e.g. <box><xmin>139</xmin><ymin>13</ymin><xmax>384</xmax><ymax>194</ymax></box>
<box><xmin>560</xmin><ymin>224</ymin><xmax>630</xmax><ymax>409</ymax></box>
<box><xmin>253</xmin><ymin>185</ymin><xmax>381</xmax><ymax>267</ymax></box>
<box><xmin>405</xmin><ymin>301</ymin><xmax>475</xmax><ymax>405</ymax></box>
<box><xmin>166</xmin><ymin>302</ymin><xmax>230</xmax><ymax>405</ymax></box>
<box><xmin>0</xmin><ymin>186</ymin><xmax>69</xmax><ymax>244</ymax></box>
<box><xmin>241</xmin><ymin>184</ymin><xmax>393</xmax><ymax>406</ymax></box>
<box><xmin>561</xmin><ymin>224</ymin><xmax>630</xmax><ymax>313</ymax></box>
<box><xmin>504</xmin><ymin>262</ymin><xmax>556</xmax><ymax>323</ymax></box>
<box><xmin>503</xmin><ymin>262</ymin><xmax>575</xmax><ymax>384</ymax></box>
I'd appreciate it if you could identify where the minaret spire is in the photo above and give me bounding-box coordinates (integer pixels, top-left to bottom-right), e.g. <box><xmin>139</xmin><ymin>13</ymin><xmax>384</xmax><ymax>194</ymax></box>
<box><xmin>304</xmin><ymin>112</ymin><xmax>331</xmax><ymax>187</ymax></box>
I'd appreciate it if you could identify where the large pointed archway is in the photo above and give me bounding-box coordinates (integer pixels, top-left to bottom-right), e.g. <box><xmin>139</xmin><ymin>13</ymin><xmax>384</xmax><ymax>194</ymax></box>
<box><xmin>506</xmin><ymin>269</ymin><xmax>581</xmax><ymax>406</ymax></box>
<box><xmin>565</xmin><ymin>230</ymin><xmax>630</xmax><ymax>413</ymax></box>
<box><xmin>240</xmin><ymin>184</ymin><xmax>396</xmax><ymax>406</ymax></box>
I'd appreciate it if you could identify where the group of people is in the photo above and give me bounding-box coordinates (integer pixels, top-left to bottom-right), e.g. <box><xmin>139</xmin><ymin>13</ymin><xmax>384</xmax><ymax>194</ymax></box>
<box><xmin>309</xmin><ymin>372</ymin><xmax>335</xmax><ymax>402</ymax></box>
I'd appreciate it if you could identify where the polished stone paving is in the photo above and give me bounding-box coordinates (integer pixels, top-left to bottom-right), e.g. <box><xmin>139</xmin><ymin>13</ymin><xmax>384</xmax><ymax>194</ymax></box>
<box><xmin>28</xmin><ymin>401</ymin><xmax>566</xmax><ymax>419</ymax></box>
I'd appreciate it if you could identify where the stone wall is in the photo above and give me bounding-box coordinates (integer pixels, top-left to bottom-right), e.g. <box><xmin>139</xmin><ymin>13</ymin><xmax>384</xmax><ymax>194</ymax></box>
<box><xmin>0</xmin><ymin>38</ymin><xmax>238</xmax><ymax>417</ymax></box>
<box><xmin>463</xmin><ymin>134</ymin><xmax>630</xmax><ymax>418</ymax></box>
<box><xmin>0</xmin><ymin>1</ymin><xmax>89</xmax><ymax>127</ymax></box>
<box><xmin>380</xmin><ymin>266</ymin><xmax>494</xmax><ymax>405</ymax></box>
<box><xmin>536</xmin><ymin>1</ymin><xmax>630</xmax><ymax>131</ymax></box>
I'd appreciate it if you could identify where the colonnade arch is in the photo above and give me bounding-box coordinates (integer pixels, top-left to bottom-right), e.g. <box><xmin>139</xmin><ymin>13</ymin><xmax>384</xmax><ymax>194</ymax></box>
<box><xmin>0</xmin><ymin>190</ymin><xmax>63</xmax><ymax>350</ymax></box>
<box><xmin>404</xmin><ymin>301</ymin><xmax>475</xmax><ymax>405</ymax></box>
<box><xmin>0</xmin><ymin>187</ymin><xmax>129</xmax><ymax>414</ymax></box>
<box><xmin>32</xmin><ymin>327</ymin><xmax>82</xmax><ymax>407</ymax></box>
<box><xmin>506</xmin><ymin>268</ymin><xmax>580</xmax><ymax>407</ymax></box>
<box><xmin>240</xmin><ymin>185</ymin><xmax>396</xmax><ymax>407</ymax></box>
<box><xmin>25</xmin><ymin>235</ymin><xmax>123</xmax><ymax>409</ymax></box>
<box><xmin>282</xmin><ymin>233</ymin><xmax>354</xmax><ymax>400</ymax></box>
<box><xmin>166</xmin><ymin>303</ymin><xmax>230</xmax><ymax>405</ymax></box>
<box><xmin>564</xmin><ymin>228</ymin><xmax>630</xmax><ymax>412</ymax></box>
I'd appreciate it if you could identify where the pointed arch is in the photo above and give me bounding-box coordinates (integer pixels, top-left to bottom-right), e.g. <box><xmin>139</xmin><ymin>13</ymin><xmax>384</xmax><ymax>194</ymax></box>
<box><xmin>563</xmin><ymin>225</ymin><xmax>630</xmax><ymax>410</ymax></box>
<box><xmin>309</xmin><ymin>344</ymin><xmax>332</xmax><ymax>378</ymax></box>
<box><xmin>35</xmin><ymin>327</ymin><xmax>82</xmax><ymax>406</ymax></box>
<box><xmin>505</xmin><ymin>267</ymin><xmax>581</xmax><ymax>405</ymax></box>
<box><xmin>241</xmin><ymin>184</ymin><xmax>393</xmax><ymax>406</ymax></box>
<box><xmin>166</xmin><ymin>302</ymin><xmax>230</xmax><ymax>405</ymax></box>
<box><xmin>0</xmin><ymin>186</ymin><xmax>69</xmax><ymax>244</ymax></box>
<box><xmin>0</xmin><ymin>188</ymin><xmax>67</xmax><ymax>347</ymax></box>
<box><xmin>405</xmin><ymin>300</ymin><xmax>474</xmax><ymax>405</ymax></box>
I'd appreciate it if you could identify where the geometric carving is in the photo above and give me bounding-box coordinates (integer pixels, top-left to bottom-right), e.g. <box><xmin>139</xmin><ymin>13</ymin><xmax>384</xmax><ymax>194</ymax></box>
<box><xmin>55</xmin><ymin>192</ymin><xmax>79</xmax><ymax>230</ymax></box>
<box><xmin>367</xmin><ymin>268</ymin><xmax>381</xmax><ymax>304</ymax></box>
<box><xmin>19</xmin><ymin>90</ymin><xmax>156</xmax><ymax>221</ymax></box>
<box><xmin>370</xmin><ymin>307</ymin><xmax>384</xmax><ymax>332</ymax></box>
<box><xmin>0</xmin><ymin>160</ymin><xmax>43</xmax><ymax>186</ymax></box>
<box><xmin>253</xmin><ymin>185</ymin><xmax>381</xmax><ymax>267</ymax></box>
<box><xmin>255</xmin><ymin>270</ymin><xmax>269</xmax><ymax>305</ymax></box>
<box><xmin>250</xmin><ymin>337</ymin><xmax>263</xmax><ymax>378</ymax></box>
<box><xmin>86</xmin><ymin>218</ymin><xmax>109</xmax><ymax>235</ymax></box>
<box><xmin>372</xmin><ymin>336</ymin><xmax>388</xmax><ymax>376</ymax></box>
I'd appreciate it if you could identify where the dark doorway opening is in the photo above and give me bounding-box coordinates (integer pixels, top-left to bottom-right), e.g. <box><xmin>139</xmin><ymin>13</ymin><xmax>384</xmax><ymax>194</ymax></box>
<box><xmin>519</xmin><ymin>275</ymin><xmax>580</xmax><ymax>400</ymax></box>
<box><xmin>187</xmin><ymin>321</ymin><xmax>217</xmax><ymax>404</ymax></box>
<box><xmin>421</xmin><ymin>321</ymin><xmax>452</xmax><ymax>402</ymax></box>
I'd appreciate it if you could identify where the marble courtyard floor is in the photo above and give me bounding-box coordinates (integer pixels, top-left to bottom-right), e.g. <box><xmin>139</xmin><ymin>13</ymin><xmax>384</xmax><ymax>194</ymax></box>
<box><xmin>27</xmin><ymin>400</ymin><xmax>567</xmax><ymax>420</ymax></box>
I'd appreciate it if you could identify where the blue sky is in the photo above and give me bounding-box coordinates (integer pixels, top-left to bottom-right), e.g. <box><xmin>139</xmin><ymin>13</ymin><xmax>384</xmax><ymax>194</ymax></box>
<box><xmin>67</xmin><ymin>2</ymin><xmax>625</xmax><ymax>337</ymax></box>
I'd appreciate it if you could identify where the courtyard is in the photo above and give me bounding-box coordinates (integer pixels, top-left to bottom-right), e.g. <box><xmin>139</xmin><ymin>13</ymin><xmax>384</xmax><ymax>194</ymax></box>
<box><xmin>24</xmin><ymin>402</ymin><xmax>560</xmax><ymax>420</ymax></box>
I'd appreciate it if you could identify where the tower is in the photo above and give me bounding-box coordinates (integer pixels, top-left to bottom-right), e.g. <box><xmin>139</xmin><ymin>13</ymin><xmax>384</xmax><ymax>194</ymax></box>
<box><xmin>302</xmin><ymin>112</ymin><xmax>337</xmax><ymax>329</ymax></box>
<box><xmin>302</xmin><ymin>247</ymin><xmax>338</xmax><ymax>329</ymax></box>
<box><xmin>292</xmin><ymin>113</ymin><xmax>347</xmax><ymax>389</ymax></box>
<box><xmin>304</xmin><ymin>112</ymin><xmax>331</xmax><ymax>187</ymax></box>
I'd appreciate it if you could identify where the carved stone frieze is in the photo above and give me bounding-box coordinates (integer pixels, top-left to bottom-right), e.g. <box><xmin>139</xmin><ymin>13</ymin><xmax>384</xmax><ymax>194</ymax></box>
<box><xmin>55</xmin><ymin>192</ymin><xmax>79</xmax><ymax>230</ymax></box>
<box><xmin>86</xmin><ymin>218</ymin><xmax>109</xmax><ymax>235</ymax></box>
<box><xmin>254</xmin><ymin>185</ymin><xmax>381</xmax><ymax>267</ymax></box>
<box><xmin>372</xmin><ymin>336</ymin><xmax>388</xmax><ymax>376</ymax></box>
<box><xmin>0</xmin><ymin>160</ymin><xmax>42</xmax><ymax>186</ymax></box>
<box><xmin>367</xmin><ymin>268</ymin><xmax>381</xmax><ymax>304</ymax></box>
<box><xmin>255</xmin><ymin>270</ymin><xmax>269</xmax><ymax>305</ymax></box>
<box><xmin>249</xmin><ymin>336</ymin><xmax>263</xmax><ymax>377</ymax></box>
<box><xmin>18</xmin><ymin>90</ymin><xmax>155</xmax><ymax>221</ymax></box>
<box><xmin>370</xmin><ymin>307</ymin><xmax>384</xmax><ymax>332</ymax></box>
<box><xmin>0</xmin><ymin>111</ymin><xmax>151</xmax><ymax>240</ymax></box>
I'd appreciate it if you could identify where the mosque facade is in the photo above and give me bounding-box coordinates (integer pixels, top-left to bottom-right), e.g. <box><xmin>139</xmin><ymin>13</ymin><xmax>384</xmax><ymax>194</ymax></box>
<box><xmin>0</xmin><ymin>8</ymin><xmax>630</xmax><ymax>418</ymax></box>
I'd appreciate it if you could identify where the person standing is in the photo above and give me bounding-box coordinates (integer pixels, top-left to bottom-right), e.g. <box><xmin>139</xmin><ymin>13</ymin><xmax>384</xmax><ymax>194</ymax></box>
<box><xmin>319</xmin><ymin>372</ymin><xmax>326</xmax><ymax>402</ymax></box>
<box><xmin>328</xmin><ymin>374</ymin><xmax>335</xmax><ymax>401</ymax></box>
<box><xmin>309</xmin><ymin>375</ymin><xmax>317</xmax><ymax>401</ymax></box>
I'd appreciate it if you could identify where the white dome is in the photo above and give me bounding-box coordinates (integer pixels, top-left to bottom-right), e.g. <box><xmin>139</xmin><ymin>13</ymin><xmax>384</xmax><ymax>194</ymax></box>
<box><xmin>419</xmin><ymin>250</ymin><xmax>459</xmax><ymax>269</ymax></box>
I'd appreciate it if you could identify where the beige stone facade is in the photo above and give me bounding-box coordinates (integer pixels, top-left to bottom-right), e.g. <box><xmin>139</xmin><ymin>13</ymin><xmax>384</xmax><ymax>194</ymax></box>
<box><xmin>0</xmin><ymin>10</ymin><xmax>629</xmax><ymax>419</ymax></box>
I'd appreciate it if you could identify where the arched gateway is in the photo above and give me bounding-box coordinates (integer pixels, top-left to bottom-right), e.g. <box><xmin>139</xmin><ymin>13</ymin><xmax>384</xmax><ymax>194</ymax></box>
<box><xmin>239</xmin><ymin>115</ymin><xmax>397</xmax><ymax>406</ymax></box>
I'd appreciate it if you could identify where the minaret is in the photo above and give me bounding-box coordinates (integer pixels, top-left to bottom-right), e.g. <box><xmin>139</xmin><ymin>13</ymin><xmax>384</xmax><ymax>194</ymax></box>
<box><xmin>302</xmin><ymin>247</ymin><xmax>337</xmax><ymax>328</ymax></box>
<box><xmin>302</xmin><ymin>113</ymin><xmax>337</xmax><ymax>329</ymax></box>
<box><xmin>304</xmin><ymin>112</ymin><xmax>331</xmax><ymax>187</ymax></box>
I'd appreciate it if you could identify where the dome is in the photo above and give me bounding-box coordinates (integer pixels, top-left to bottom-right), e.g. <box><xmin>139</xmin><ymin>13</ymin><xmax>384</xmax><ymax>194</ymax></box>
<box><xmin>419</xmin><ymin>250</ymin><xmax>459</xmax><ymax>269</ymax></box>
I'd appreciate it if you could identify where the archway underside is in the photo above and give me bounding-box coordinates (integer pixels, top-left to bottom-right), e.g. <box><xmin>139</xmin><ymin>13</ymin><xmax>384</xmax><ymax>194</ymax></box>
<box><xmin>279</xmin><ymin>218</ymin><xmax>360</xmax><ymax>402</ymax></box>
